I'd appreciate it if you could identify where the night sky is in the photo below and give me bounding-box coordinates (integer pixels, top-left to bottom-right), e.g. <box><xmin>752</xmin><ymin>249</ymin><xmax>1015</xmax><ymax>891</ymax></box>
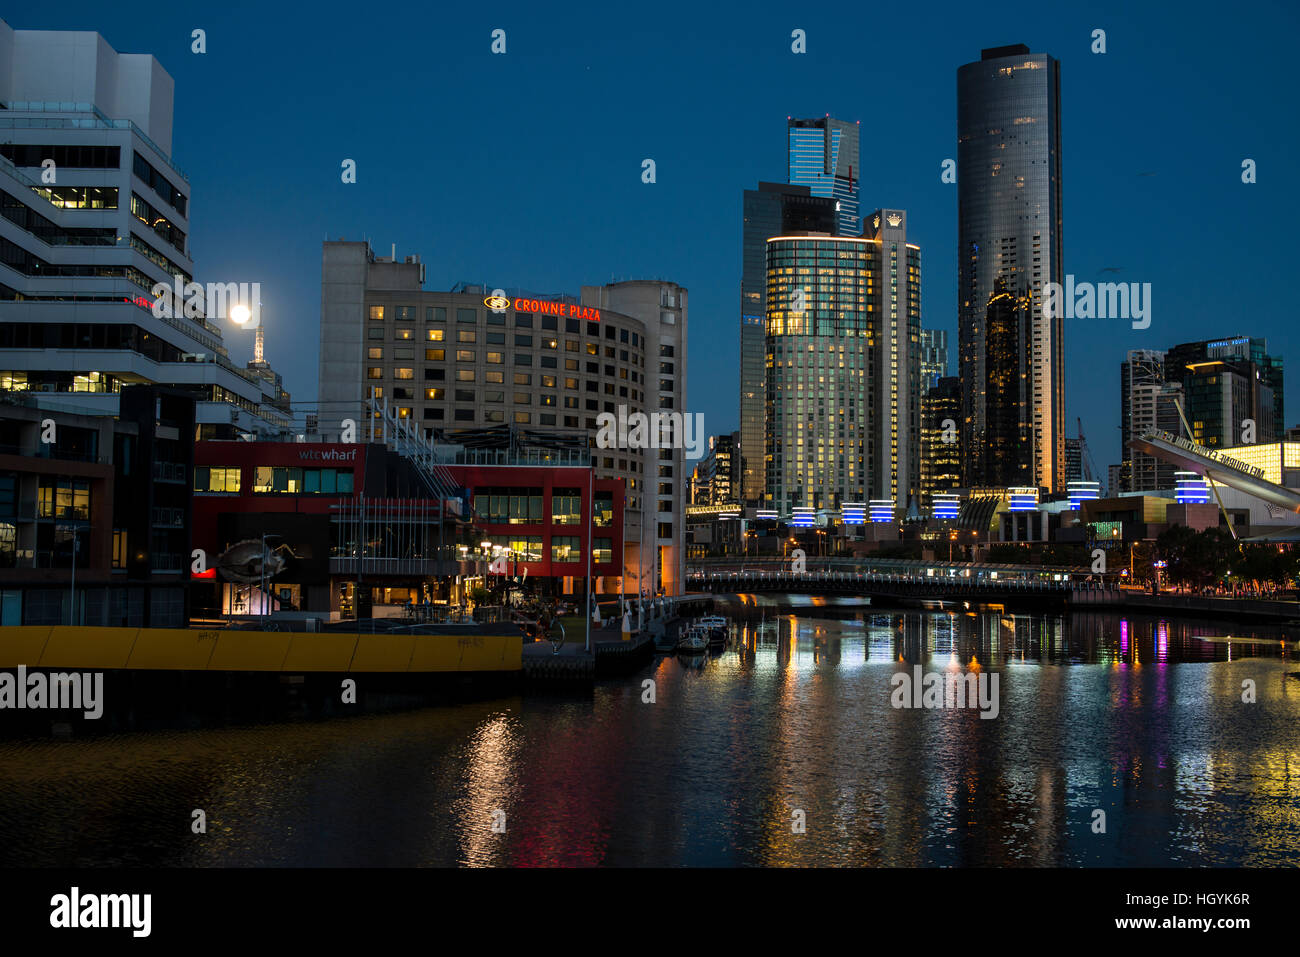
<box><xmin>9</xmin><ymin>0</ymin><xmax>1298</xmax><ymax>470</ymax></box>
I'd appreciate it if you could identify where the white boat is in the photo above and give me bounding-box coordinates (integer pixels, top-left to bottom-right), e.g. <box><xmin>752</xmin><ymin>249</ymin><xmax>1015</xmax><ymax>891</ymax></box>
<box><xmin>676</xmin><ymin>626</ymin><xmax>709</xmax><ymax>653</ymax></box>
<box><xmin>697</xmin><ymin>615</ymin><xmax>728</xmax><ymax>629</ymax></box>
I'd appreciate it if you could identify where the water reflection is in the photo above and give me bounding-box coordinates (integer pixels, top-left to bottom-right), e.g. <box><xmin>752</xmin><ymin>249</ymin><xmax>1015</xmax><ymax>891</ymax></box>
<box><xmin>0</xmin><ymin>602</ymin><xmax>1296</xmax><ymax>867</ymax></box>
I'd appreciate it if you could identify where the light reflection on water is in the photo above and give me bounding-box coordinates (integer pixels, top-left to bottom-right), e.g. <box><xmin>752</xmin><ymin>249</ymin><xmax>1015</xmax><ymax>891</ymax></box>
<box><xmin>0</xmin><ymin>601</ymin><xmax>1297</xmax><ymax>867</ymax></box>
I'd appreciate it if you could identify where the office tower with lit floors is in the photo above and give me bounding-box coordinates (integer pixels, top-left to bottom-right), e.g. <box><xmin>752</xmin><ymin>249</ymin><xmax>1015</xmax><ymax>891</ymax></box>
<box><xmin>0</xmin><ymin>20</ymin><xmax>292</xmax><ymax>436</ymax></box>
<box><xmin>738</xmin><ymin>183</ymin><xmax>838</xmax><ymax>505</ymax></box>
<box><xmin>764</xmin><ymin>218</ymin><xmax>920</xmax><ymax>518</ymax></box>
<box><xmin>957</xmin><ymin>43</ymin><xmax>1064</xmax><ymax>491</ymax></box>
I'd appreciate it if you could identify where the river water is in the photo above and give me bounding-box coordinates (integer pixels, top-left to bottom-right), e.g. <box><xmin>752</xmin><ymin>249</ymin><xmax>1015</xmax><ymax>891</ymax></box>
<box><xmin>1</xmin><ymin>597</ymin><xmax>1298</xmax><ymax>867</ymax></box>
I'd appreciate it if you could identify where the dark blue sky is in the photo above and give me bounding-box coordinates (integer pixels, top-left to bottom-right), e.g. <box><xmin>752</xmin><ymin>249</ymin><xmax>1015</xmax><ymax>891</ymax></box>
<box><xmin>12</xmin><ymin>0</ymin><xmax>1298</xmax><ymax>471</ymax></box>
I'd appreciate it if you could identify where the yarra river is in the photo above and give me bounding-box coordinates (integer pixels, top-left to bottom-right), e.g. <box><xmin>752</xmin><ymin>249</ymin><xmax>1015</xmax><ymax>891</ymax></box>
<box><xmin>1</xmin><ymin>596</ymin><xmax>1298</xmax><ymax>867</ymax></box>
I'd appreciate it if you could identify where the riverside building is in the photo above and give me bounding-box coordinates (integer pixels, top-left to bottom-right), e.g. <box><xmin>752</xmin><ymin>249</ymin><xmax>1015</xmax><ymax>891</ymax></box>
<box><xmin>0</xmin><ymin>20</ymin><xmax>293</xmax><ymax>437</ymax></box>
<box><xmin>317</xmin><ymin>241</ymin><xmax>687</xmax><ymax>594</ymax></box>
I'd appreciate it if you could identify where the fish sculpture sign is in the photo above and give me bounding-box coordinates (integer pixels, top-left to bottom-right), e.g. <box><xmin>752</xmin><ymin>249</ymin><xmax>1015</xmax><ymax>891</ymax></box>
<box><xmin>215</xmin><ymin>539</ymin><xmax>293</xmax><ymax>584</ymax></box>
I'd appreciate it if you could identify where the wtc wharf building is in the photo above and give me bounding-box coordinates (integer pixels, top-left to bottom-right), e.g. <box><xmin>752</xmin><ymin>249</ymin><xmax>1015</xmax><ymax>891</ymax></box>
<box><xmin>190</xmin><ymin>438</ymin><xmax>624</xmax><ymax>621</ymax></box>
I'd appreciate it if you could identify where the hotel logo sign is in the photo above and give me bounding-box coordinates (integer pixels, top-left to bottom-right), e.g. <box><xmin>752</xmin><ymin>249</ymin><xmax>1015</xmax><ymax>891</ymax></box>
<box><xmin>483</xmin><ymin>295</ymin><xmax>601</xmax><ymax>321</ymax></box>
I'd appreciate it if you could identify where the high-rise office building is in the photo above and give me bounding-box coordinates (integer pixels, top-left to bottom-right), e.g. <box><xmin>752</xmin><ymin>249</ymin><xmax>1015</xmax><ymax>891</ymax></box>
<box><xmin>764</xmin><ymin>222</ymin><xmax>920</xmax><ymax>516</ymax></box>
<box><xmin>920</xmin><ymin>376</ymin><xmax>961</xmax><ymax>504</ymax></box>
<box><xmin>957</xmin><ymin>44</ymin><xmax>1064</xmax><ymax>492</ymax></box>
<box><xmin>0</xmin><ymin>20</ymin><xmax>292</xmax><ymax>436</ymax></box>
<box><xmin>920</xmin><ymin>328</ymin><xmax>949</xmax><ymax>391</ymax></box>
<box><xmin>1164</xmin><ymin>336</ymin><xmax>1283</xmax><ymax>448</ymax></box>
<box><xmin>318</xmin><ymin>242</ymin><xmax>688</xmax><ymax>594</ymax></box>
<box><xmin>787</xmin><ymin>117</ymin><xmax>860</xmax><ymax>235</ymax></box>
<box><xmin>739</xmin><ymin>183</ymin><xmax>837</xmax><ymax>505</ymax></box>
<box><xmin>691</xmin><ymin>432</ymin><xmax>738</xmax><ymax>507</ymax></box>
<box><xmin>1118</xmin><ymin>349</ymin><xmax>1182</xmax><ymax>492</ymax></box>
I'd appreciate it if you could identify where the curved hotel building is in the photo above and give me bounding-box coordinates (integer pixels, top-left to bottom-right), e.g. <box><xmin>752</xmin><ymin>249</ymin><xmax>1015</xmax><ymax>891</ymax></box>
<box><xmin>764</xmin><ymin>212</ymin><xmax>920</xmax><ymax>517</ymax></box>
<box><xmin>318</xmin><ymin>242</ymin><xmax>687</xmax><ymax>594</ymax></box>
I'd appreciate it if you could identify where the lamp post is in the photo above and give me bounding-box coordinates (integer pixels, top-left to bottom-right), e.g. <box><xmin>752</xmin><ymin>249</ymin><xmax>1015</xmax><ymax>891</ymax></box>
<box><xmin>948</xmin><ymin>529</ymin><xmax>958</xmax><ymax>563</ymax></box>
<box><xmin>67</xmin><ymin>525</ymin><xmax>80</xmax><ymax>626</ymax></box>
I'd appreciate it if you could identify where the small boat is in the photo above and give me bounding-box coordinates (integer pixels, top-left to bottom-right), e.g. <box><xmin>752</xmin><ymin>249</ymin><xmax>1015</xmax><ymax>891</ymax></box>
<box><xmin>677</xmin><ymin>627</ymin><xmax>709</xmax><ymax>653</ymax></box>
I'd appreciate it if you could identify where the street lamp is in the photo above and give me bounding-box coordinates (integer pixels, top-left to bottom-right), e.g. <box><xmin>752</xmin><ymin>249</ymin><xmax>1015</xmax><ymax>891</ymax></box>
<box><xmin>67</xmin><ymin>525</ymin><xmax>80</xmax><ymax>626</ymax></box>
<box><xmin>948</xmin><ymin>529</ymin><xmax>958</xmax><ymax>563</ymax></box>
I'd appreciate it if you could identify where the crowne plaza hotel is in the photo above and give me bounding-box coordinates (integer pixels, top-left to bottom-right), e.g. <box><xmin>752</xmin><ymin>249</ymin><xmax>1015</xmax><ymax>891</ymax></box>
<box><xmin>317</xmin><ymin>241</ymin><xmax>688</xmax><ymax>595</ymax></box>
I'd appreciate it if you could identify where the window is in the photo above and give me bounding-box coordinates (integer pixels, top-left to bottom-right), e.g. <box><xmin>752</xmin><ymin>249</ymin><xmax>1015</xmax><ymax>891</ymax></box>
<box><xmin>565</xmin><ymin>359</ymin><xmax>578</xmax><ymax>371</ymax></box>
<box><xmin>367</xmin><ymin>367</ymin><xmax>382</xmax><ymax>379</ymax></box>
<box><xmin>394</xmin><ymin>328</ymin><xmax>413</xmax><ymax>340</ymax></box>
<box><xmin>455</xmin><ymin>389</ymin><xmax>475</xmax><ymax>402</ymax></box>
<box><xmin>458</xmin><ymin>330</ymin><xmax>476</xmax><ymax>343</ymax></box>
<box><xmin>541</xmin><ymin>315</ymin><xmax>557</xmax><ymax>331</ymax></box>
<box><xmin>660</xmin><ymin>362</ymin><xmax>674</xmax><ymax>374</ymax></box>
<box><xmin>395</xmin><ymin>306</ymin><xmax>415</xmax><ymax>321</ymax></box>
<box><xmin>368</xmin><ymin>327</ymin><xmax>384</xmax><ymax>340</ymax></box>
<box><xmin>369</xmin><ymin>306</ymin><xmax>385</xmax><ymax>321</ymax></box>
<box><xmin>513</xmin><ymin>392</ymin><xmax>531</xmax><ymax>404</ymax></box>
<box><xmin>485</xmin><ymin>390</ymin><xmax>505</xmax><ymax>403</ymax></box>
<box><xmin>425</xmin><ymin>368</ymin><xmax>445</xmax><ymax>381</ymax></box>
<box><xmin>587</xmin><ymin>343</ymin><xmax>598</xmax><ymax>355</ymax></box>
<box><xmin>515</xmin><ymin>334</ymin><xmax>532</xmax><ymax>347</ymax></box>
<box><xmin>605</xmin><ymin>326</ymin><xmax>615</xmax><ymax>340</ymax></box>
<box><xmin>456</xmin><ymin>350</ymin><xmax>475</xmax><ymax>362</ymax></box>
<box><xmin>487</xmin><ymin>352</ymin><xmax>504</xmax><ymax>364</ymax></box>
<box><xmin>551</xmin><ymin>536</ymin><xmax>581</xmax><ymax>563</ymax></box>
<box><xmin>487</xmin><ymin>331</ymin><xmax>506</xmax><ymax>344</ymax></box>
<box><xmin>457</xmin><ymin>308</ymin><xmax>477</xmax><ymax>323</ymax></box>
<box><xmin>515</xmin><ymin>313</ymin><xmax>533</xmax><ymax>328</ymax></box>
<box><xmin>486</xmin><ymin>370</ymin><xmax>504</xmax><ymax>384</ymax></box>
<box><xmin>564</xmin><ymin>377</ymin><xmax>578</xmax><ymax>390</ymax></box>
<box><xmin>514</xmin><ymin>412</ymin><xmax>530</xmax><ymax>424</ymax></box>
<box><xmin>552</xmin><ymin>490</ymin><xmax>582</xmax><ymax>524</ymax></box>
<box><xmin>485</xmin><ymin>410</ymin><xmax>504</xmax><ymax>423</ymax></box>
<box><xmin>427</xmin><ymin>329</ymin><xmax>444</xmax><ymax>342</ymax></box>
<box><xmin>514</xmin><ymin>373</ymin><xmax>532</xmax><ymax>386</ymax></box>
<box><xmin>564</xmin><ymin>396</ymin><xmax>578</xmax><ymax>409</ymax></box>
<box><xmin>454</xmin><ymin>409</ymin><xmax>475</xmax><ymax>421</ymax></box>
<box><xmin>426</xmin><ymin>306</ymin><xmax>445</xmax><ymax>322</ymax></box>
<box><xmin>426</xmin><ymin>349</ymin><xmax>445</xmax><ymax>361</ymax></box>
<box><xmin>394</xmin><ymin>368</ymin><xmax>414</xmax><ymax>379</ymax></box>
<box><xmin>425</xmin><ymin>388</ymin><xmax>444</xmax><ymax>400</ymax></box>
<box><xmin>565</xmin><ymin>340</ymin><xmax>579</xmax><ymax>352</ymax></box>
<box><xmin>456</xmin><ymin>369</ymin><xmax>475</xmax><ymax>381</ymax></box>
<box><xmin>541</xmin><ymin>356</ymin><xmax>557</xmax><ymax>368</ymax></box>
<box><xmin>566</xmin><ymin>318</ymin><xmax>579</xmax><ymax>334</ymax></box>
<box><xmin>368</xmin><ymin>347</ymin><xmax>383</xmax><ymax>359</ymax></box>
<box><xmin>515</xmin><ymin>354</ymin><xmax>532</xmax><ymax>366</ymax></box>
<box><xmin>593</xmin><ymin>538</ymin><xmax>612</xmax><ymax>563</ymax></box>
<box><xmin>194</xmin><ymin>466</ymin><xmax>240</xmax><ymax>492</ymax></box>
<box><xmin>660</xmin><ymin>344</ymin><xmax>674</xmax><ymax>357</ymax></box>
<box><xmin>541</xmin><ymin>375</ymin><xmax>556</xmax><ymax>388</ymax></box>
<box><xmin>394</xmin><ymin>348</ymin><xmax>414</xmax><ymax>360</ymax></box>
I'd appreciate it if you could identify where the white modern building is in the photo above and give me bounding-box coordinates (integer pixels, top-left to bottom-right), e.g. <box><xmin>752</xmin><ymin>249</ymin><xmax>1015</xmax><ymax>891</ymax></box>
<box><xmin>0</xmin><ymin>20</ymin><xmax>292</xmax><ymax>436</ymax></box>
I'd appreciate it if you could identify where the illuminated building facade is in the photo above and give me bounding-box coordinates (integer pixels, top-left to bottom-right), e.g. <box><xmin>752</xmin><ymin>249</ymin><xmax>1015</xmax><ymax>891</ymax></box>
<box><xmin>920</xmin><ymin>327</ymin><xmax>949</xmax><ymax>390</ymax></box>
<box><xmin>787</xmin><ymin>117</ymin><xmax>860</xmax><ymax>235</ymax></box>
<box><xmin>921</xmin><ymin>376</ymin><xmax>961</xmax><ymax>504</ymax></box>
<box><xmin>318</xmin><ymin>242</ymin><xmax>687</xmax><ymax>594</ymax></box>
<box><xmin>957</xmin><ymin>44</ymin><xmax>1065</xmax><ymax>492</ymax></box>
<box><xmin>1164</xmin><ymin>336</ymin><xmax>1283</xmax><ymax>449</ymax></box>
<box><xmin>739</xmin><ymin>183</ymin><xmax>838</xmax><ymax>505</ymax></box>
<box><xmin>0</xmin><ymin>20</ymin><xmax>292</xmax><ymax>436</ymax></box>
<box><xmin>1118</xmin><ymin>349</ymin><xmax>1183</xmax><ymax>492</ymax></box>
<box><xmin>764</xmin><ymin>226</ymin><xmax>920</xmax><ymax>517</ymax></box>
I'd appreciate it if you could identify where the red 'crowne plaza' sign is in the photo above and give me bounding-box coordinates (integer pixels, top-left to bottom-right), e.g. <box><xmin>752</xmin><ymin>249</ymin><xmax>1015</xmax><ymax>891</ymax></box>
<box><xmin>484</xmin><ymin>295</ymin><xmax>601</xmax><ymax>321</ymax></box>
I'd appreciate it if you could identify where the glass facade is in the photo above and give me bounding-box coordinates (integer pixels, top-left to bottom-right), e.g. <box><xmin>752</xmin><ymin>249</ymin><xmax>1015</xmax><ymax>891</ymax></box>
<box><xmin>957</xmin><ymin>45</ymin><xmax>1064</xmax><ymax>491</ymax></box>
<box><xmin>787</xmin><ymin>118</ymin><xmax>860</xmax><ymax>235</ymax></box>
<box><xmin>739</xmin><ymin>184</ymin><xmax>837</xmax><ymax>504</ymax></box>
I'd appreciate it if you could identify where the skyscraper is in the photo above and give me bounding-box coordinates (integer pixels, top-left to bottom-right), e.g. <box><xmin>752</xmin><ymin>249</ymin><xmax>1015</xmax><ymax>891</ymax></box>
<box><xmin>738</xmin><ymin>183</ymin><xmax>837</xmax><ymax>505</ymax></box>
<box><xmin>787</xmin><ymin>117</ymin><xmax>860</xmax><ymax>235</ymax></box>
<box><xmin>920</xmin><ymin>328</ymin><xmax>949</xmax><ymax>391</ymax></box>
<box><xmin>1119</xmin><ymin>348</ymin><xmax>1182</xmax><ymax>491</ymax></box>
<box><xmin>921</xmin><ymin>376</ymin><xmax>961</xmax><ymax>504</ymax></box>
<box><xmin>957</xmin><ymin>44</ymin><xmax>1064</xmax><ymax>491</ymax></box>
<box><xmin>1164</xmin><ymin>336</ymin><xmax>1283</xmax><ymax>448</ymax></box>
<box><xmin>764</xmin><ymin>222</ymin><xmax>920</xmax><ymax>516</ymax></box>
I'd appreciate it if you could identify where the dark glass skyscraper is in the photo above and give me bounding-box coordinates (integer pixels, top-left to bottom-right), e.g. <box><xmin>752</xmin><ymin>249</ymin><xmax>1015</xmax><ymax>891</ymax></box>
<box><xmin>957</xmin><ymin>44</ymin><xmax>1064</xmax><ymax>491</ymax></box>
<box><xmin>788</xmin><ymin>117</ymin><xmax>860</xmax><ymax>235</ymax></box>
<box><xmin>738</xmin><ymin>183</ymin><xmax>836</xmax><ymax>504</ymax></box>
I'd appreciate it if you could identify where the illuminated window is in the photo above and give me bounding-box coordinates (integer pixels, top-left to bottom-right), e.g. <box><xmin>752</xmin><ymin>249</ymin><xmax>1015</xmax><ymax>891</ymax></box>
<box><xmin>394</xmin><ymin>368</ymin><xmax>414</xmax><ymax>380</ymax></box>
<box><xmin>368</xmin><ymin>306</ymin><xmax>384</xmax><ymax>321</ymax></box>
<box><xmin>427</xmin><ymin>329</ymin><xmax>444</xmax><ymax>342</ymax></box>
<box><xmin>367</xmin><ymin>367</ymin><xmax>382</xmax><ymax>379</ymax></box>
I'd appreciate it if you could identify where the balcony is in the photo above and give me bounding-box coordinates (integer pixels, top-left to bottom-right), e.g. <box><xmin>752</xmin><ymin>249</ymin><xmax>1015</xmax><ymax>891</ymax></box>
<box><xmin>151</xmin><ymin>461</ymin><xmax>188</xmax><ymax>483</ymax></box>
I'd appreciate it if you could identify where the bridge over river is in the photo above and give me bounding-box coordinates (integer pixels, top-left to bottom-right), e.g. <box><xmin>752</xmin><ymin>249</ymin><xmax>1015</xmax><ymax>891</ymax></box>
<box><xmin>686</xmin><ymin>557</ymin><xmax>1119</xmax><ymax>609</ymax></box>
